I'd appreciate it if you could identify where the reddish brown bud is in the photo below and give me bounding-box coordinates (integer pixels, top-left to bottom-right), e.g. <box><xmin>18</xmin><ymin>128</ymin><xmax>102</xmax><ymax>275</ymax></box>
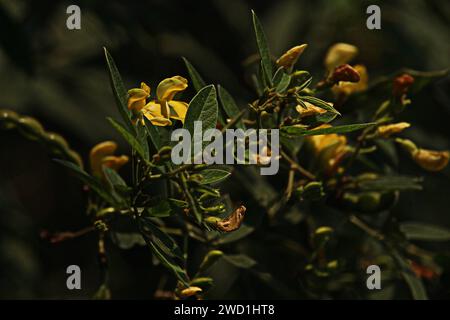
<box><xmin>330</xmin><ymin>64</ymin><xmax>361</xmax><ymax>83</ymax></box>
<box><xmin>393</xmin><ymin>73</ymin><xmax>414</xmax><ymax>97</ymax></box>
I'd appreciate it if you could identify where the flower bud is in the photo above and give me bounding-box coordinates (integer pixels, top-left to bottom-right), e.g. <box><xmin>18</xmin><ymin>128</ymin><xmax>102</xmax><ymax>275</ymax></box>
<box><xmin>324</xmin><ymin>43</ymin><xmax>358</xmax><ymax>71</ymax></box>
<box><xmin>393</xmin><ymin>73</ymin><xmax>414</xmax><ymax>98</ymax></box>
<box><xmin>377</xmin><ymin>122</ymin><xmax>410</xmax><ymax>138</ymax></box>
<box><xmin>329</xmin><ymin>64</ymin><xmax>360</xmax><ymax>83</ymax></box>
<box><xmin>296</xmin><ymin>181</ymin><xmax>325</xmax><ymax>201</ymax></box>
<box><xmin>179</xmin><ymin>286</ymin><xmax>202</xmax><ymax>298</ymax></box>
<box><xmin>198</xmin><ymin>250</ymin><xmax>224</xmax><ymax>272</ymax></box>
<box><xmin>276</xmin><ymin>44</ymin><xmax>308</xmax><ymax>70</ymax></box>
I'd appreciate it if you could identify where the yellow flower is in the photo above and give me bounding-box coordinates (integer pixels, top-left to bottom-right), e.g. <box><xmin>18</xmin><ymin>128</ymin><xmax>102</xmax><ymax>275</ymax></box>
<box><xmin>377</xmin><ymin>122</ymin><xmax>410</xmax><ymax>138</ymax></box>
<box><xmin>413</xmin><ymin>149</ymin><xmax>449</xmax><ymax>172</ymax></box>
<box><xmin>142</xmin><ymin>76</ymin><xmax>189</xmax><ymax>126</ymax></box>
<box><xmin>127</xmin><ymin>82</ymin><xmax>150</xmax><ymax>112</ymax></box>
<box><xmin>296</xmin><ymin>101</ymin><xmax>327</xmax><ymax>118</ymax></box>
<box><xmin>332</xmin><ymin>64</ymin><xmax>368</xmax><ymax>96</ymax></box>
<box><xmin>276</xmin><ymin>44</ymin><xmax>308</xmax><ymax>69</ymax></box>
<box><xmin>324</xmin><ymin>43</ymin><xmax>358</xmax><ymax>71</ymax></box>
<box><xmin>89</xmin><ymin>141</ymin><xmax>129</xmax><ymax>178</ymax></box>
<box><xmin>307</xmin><ymin>125</ymin><xmax>348</xmax><ymax>173</ymax></box>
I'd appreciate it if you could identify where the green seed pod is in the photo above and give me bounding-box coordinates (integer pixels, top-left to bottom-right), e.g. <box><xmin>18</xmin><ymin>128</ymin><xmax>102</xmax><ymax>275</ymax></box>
<box><xmin>0</xmin><ymin>109</ymin><xmax>19</xmax><ymax>129</ymax></box>
<box><xmin>17</xmin><ymin>116</ymin><xmax>45</xmax><ymax>140</ymax></box>
<box><xmin>342</xmin><ymin>191</ymin><xmax>397</xmax><ymax>214</ymax></box>
<box><xmin>46</xmin><ymin>132</ymin><xmax>70</xmax><ymax>151</ymax></box>
<box><xmin>296</xmin><ymin>181</ymin><xmax>325</xmax><ymax>201</ymax></box>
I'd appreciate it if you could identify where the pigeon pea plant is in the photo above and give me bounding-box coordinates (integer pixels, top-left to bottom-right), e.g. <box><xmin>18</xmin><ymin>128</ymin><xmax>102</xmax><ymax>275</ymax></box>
<box><xmin>1</xmin><ymin>10</ymin><xmax>449</xmax><ymax>299</ymax></box>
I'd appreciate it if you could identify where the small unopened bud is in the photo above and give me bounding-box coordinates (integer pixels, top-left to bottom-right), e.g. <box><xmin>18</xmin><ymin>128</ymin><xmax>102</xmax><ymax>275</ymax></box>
<box><xmin>329</xmin><ymin>64</ymin><xmax>360</xmax><ymax>83</ymax></box>
<box><xmin>377</xmin><ymin>122</ymin><xmax>410</xmax><ymax>138</ymax></box>
<box><xmin>296</xmin><ymin>181</ymin><xmax>325</xmax><ymax>200</ymax></box>
<box><xmin>393</xmin><ymin>73</ymin><xmax>414</xmax><ymax>98</ymax></box>
<box><xmin>276</xmin><ymin>44</ymin><xmax>308</xmax><ymax>69</ymax></box>
<box><xmin>179</xmin><ymin>286</ymin><xmax>202</xmax><ymax>298</ymax></box>
<box><xmin>198</xmin><ymin>250</ymin><xmax>224</xmax><ymax>272</ymax></box>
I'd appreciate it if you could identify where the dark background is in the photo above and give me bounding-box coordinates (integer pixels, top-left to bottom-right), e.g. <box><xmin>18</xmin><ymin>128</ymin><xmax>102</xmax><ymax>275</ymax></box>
<box><xmin>0</xmin><ymin>0</ymin><xmax>449</xmax><ymax>299</ymax></box>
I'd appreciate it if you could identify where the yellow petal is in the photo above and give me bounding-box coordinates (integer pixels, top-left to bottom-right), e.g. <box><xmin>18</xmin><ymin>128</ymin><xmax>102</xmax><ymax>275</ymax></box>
<box><xmin>296</xmin><ymin>101</ymin><xmax>327</xmax><ymax>117</ymax></box>
<box><xmin>377</xmin><ymin>122</ymin><xmax>410</xmax><ymax>138</ymax></box>
<box><xmin>127</xmin><ymin>83</ymin><xmax>150</xmax><ymax>112</ymax></box>
<box><xmin>276</xmin><ymin>44</ymin><xmax>307</xmax><ymax>69</ymax></box>
<box><xmin>156</xmin><ymin>76</ymin><xmax>188</xmax><ymax>102</ymax></box>
<box><xmin>143</xmin><ymin>101</ymin><xmax>172</xmax><ymax>126</ymax></box>
<box><xmin>101</xmin><ymin>155</ymin><xmax>129</xmax><ymax>172</ymax></box>
<box><xmin>413</xmin><ymin>149</ymin><xmax>449</xmax><ymax>172</ymax></box>
<box><xmin>324</xmin><ymin>43</ymin><xmax>358</xmax><ymax>71</ymax></box>
<box><xmin>168</xmin><ymin>100</ymin><xmax>188</xmax><ymax>123</ymax></box>
<box><xmin>90</xmin><ymin>141</ymin><xmax>117</xmax><ymax>176</ymax></box>
<box><xmin>179</xmin><ymin>286</ymin><xmax>202</xmax><ymax>298</ymax></box>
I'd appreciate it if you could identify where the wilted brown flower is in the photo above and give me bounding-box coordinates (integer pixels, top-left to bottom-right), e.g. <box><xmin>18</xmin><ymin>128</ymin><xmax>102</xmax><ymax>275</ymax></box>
<box><xmin>332</xmin><ymin>64</ymin><xmax>368</xmax><ymax>97</ymax></box>
<box><xmin>206</xmin><ymin>205</ymin><xmax>246</xmax><ymax>232</ymax></box>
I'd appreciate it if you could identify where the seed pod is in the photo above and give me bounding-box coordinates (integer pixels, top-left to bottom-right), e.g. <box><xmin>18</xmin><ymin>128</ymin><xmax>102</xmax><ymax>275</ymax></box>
<box><xmin>296</xmin><ymin>181</ymin><xmax>325</xmax><ymax>201</ymax></box>
<box><xmin>18</xmin><ymin>116</ymin><xmax>45</xmax><ymax>140</ymax></box>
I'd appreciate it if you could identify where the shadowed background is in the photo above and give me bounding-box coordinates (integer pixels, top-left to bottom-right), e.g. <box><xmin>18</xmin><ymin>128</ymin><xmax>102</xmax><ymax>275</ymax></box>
<box><xmin>0</xmin><ymin>0</ymin><xmax>449</xmax><ymax>299</ymax></box>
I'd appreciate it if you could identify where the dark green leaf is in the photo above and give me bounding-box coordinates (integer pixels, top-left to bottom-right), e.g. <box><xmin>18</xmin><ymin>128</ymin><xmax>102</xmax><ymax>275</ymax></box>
<box><xmin>147</xmin><ymin>201</ymin><xmax>172</xmax><ymax>218</ymax></box>
<box><xmin>275</xmin><ymin>72</ymin><xmax>291</xmax><ymax>93</ymax></box>
<box><xmin>136</xmin><ymin>123</ymin><xmax>149</xmax><ymax>161</ymax></box>
<box><xmin>218</xmin><ymin>85</ymin><xmax>246</xmax><ymax>130</ymax></box>
<box><xmin>143</xmin><ymin>117</ymin><xmax>162</xmax><ymax>150</ymax></box>
<box><xmin>359</xmin><ymin>176</ymin><xmax>422</xmax><ymax>192</ymax></box>
<box><xmin>301</xmin><ymin>96</ymin><xmax>341</xmax><ymax>115</ymax></box>
<box><xmin>184</xmin><ymin>85</ymin><xmax>218</xmax><ymax>144</ymax></box>
<box><xmin>224</xmin><ymin>254</ymin><xmax>257</xmax><ymax>269</ymax></box>
<box><xmin>281</xmin><ymin>122</ymin><xmax>375</xmax><ymax>136</ymax></box>
<box><xmin>182</xmin><ymin>57</ymin><xmax>206</xmax><ymax>92</ymax></box>
<box><xmin>199</xmin><ymin>169</ymin><xmax>231</xmax><ymax>185</ymax></box>
<box><xmin>139</xmin><ymin>218</ymin><xmax>189</xmax><ymax>286</ymax></box>
<box><xmin>400</xmin><ymin>222</ymin><xmax>450</xmax><ymax>241</ymax></box>
<box><xmin>54</xmin><ymin>159</ymin><xmax>115</xmax><ymax>204</ymax></box>
<box><xmin>103</xmin><ymin>166</ymin><xmax>126</xmax><ymax>187</ymax></box>
<box><xmin>252</xmin><ymin>10</ymin><xmax>272</xmax><ymax>84</ymax></box>
<box><xmin>103</xmin><ymin>48</ymin><xmax>134</xmax><ymax>133</ymax></box>
<box><xmin>107</xmin><ymin>117</ymin><xmax>147</xmax><ymax>161</ymax></box>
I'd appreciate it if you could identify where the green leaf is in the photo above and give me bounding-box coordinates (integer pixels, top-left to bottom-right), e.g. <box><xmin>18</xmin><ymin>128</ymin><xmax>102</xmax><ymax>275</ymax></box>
<box><xmin>182</xmin><ymin>57</ymin><xmax>206</xmax><ymax>92</ymax></box>
<box><xmin>103</xmin><ymin>48</ymin><xmax>134</xmax><ymax>133</ymax></box>
<box><xmin>400</xmin><ymin>222</ymin><xmax>450</xmax><ymax>241</ymax></box>
<box><xmin>147</xmin><ymin>201</ymin><xmax>172</xmax><ymax>218</ymax></box>
<box><xmin>281</xmin><ymin>122</ymin><xmax>375</xmax><ymax>136</ymax></box>
<box><xmin>391</xmin><ymin>250</ymin><xmax>428</xmax><ymax>300</ymax></box>
<box><xmin>143</xmin><ymin>117</ymin><xmax>162</xmax><ymax>150</ymax></box>
<box><xmin>139</xmin><ymin>218</ymin><xmax>190</xmax><ymax>286</ymax></box>
<box><xmin>103</xmin><ymin>166</ymin><xmax>126</xmax><ymax>187</ymax></box>
<box><xmin>359</xmin><ymin>176</ymin><xmax>422</xmax><ymax>192</ymax></box>
<box><xmin>301</xmin><ymin>96</ymin><xmax>341</xmax><ymax>115</ymax></box>
<box><xmin>112</xmin><ymin>232</ymin><xmax>146</xmax><ymax>250</ymax></box>
<box><xmin>199</xmin><ymin>169</ymin><xmax>231</xmax><ymax>185</ymax></box>
<box><xmin>184</xmin><ymin>85</ymin><xmax>218</xmax><ymax>144</ymax></box>
<box><xmin>224</xmin><ymin>254</ymin><xmax>257</xmax><ymax>269</ymax></box>
<box><xmin>107</xmin><ymin>117</ymin><xmax>147</xmax><ymax>161</ymax></box>
<box><xmin>54</xmin><ymin>159</ymin><xmax>115</xmax><ymax>204</ymax></box>
<box><xmin>215</xmin><ymin>224</ymin><xmax>254</xmax><ymax>245</ymax></box>
<box><xmin>252</xmin><ymin>10</ymin><xmax>272</xmax><ymax>85</ymax></box>
<box><xmin>217</xmin><ymin>85</ymin><xmax>246</xmax><ymax>130</ymax></box>
<box><xmin>136</xmin><ymin>123</ymin><xmax>150</xmax><ymax>161</ymax></box>
<box><xmin>275</xmin><ymin>72</ymin><xmax>291</xmax><ymax>93</ymax></box>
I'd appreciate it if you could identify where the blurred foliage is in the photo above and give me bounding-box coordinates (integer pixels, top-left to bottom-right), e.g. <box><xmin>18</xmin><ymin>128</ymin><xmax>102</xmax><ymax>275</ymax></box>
<box><xmin>0</xmin><ymin>0</ymin><xmax>449</xmax><ymax>299</ymax></box>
